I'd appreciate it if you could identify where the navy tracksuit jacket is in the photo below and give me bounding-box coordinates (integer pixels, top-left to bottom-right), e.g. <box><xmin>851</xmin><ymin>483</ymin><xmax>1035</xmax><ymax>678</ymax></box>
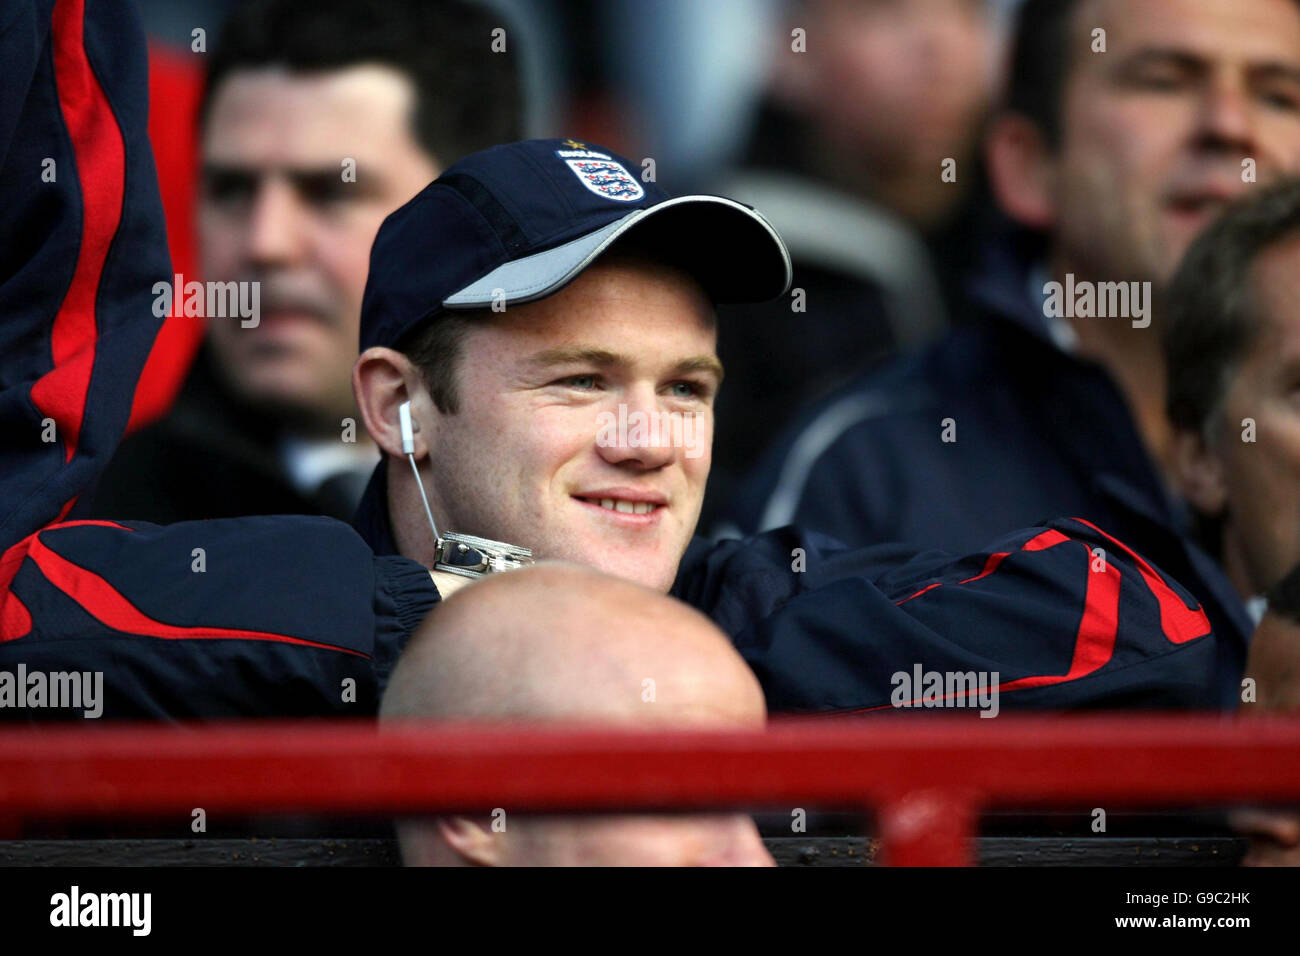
<box><xmin>0</xmin><ymin>0</ymin><xmax>1231</xmax><ymax>720</ymax></box>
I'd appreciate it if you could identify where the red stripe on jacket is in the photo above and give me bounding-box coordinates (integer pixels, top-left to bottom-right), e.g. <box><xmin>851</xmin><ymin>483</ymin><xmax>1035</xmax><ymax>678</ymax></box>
<box><xmin>1069</xmin><ymin>517</ymin><xmax>1211</xmax><ymax>644</ymax></box>
<box><xmin>2</xmin><ymin>522</ymin><xmax>367</xmax><ymax>657</ymax></box>
<box><xmin>848</xmin><ymin>524</ymin><xmax>1203</xmax><ymax>712</ymax></box>
<box><xmin>28</xmin><ymin>0</ymin><xmax>126</xmax><ymax>491</ymax></box>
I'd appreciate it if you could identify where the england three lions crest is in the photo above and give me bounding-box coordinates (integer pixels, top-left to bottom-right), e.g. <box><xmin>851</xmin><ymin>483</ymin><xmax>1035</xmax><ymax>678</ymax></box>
<box><xmin>564</xmin><ymin>158</ymin><xmax>644</xmax><ymax>202</ymax></box>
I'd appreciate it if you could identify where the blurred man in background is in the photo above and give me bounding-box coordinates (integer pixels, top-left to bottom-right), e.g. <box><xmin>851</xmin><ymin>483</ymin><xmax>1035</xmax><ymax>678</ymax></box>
<box><xmin>733</xmin><ymin>0</ymin><xmax>1300</xmax><ymax>701</ymax></box>
<box><xmin>381</xmin><ymin>563</ymin><xmax>774</xmax><ymax>866</ymax></box>
<box><xmin>1162</xmin><ymin>191</ymin><xmax>1300</xmax><ymax>874</ymax></box>
<box><xmin>1162</xmin><ymin>173</ymin><xmax>1300</xmax><ymax>861</ymax></box>
<box><xmin>763</xmin><ymin>0</ymin><xmax>998</xmax><ymax>232</ymax></box>
<box><xmin>1166</xmin><ymin>179</ymin><xmax>1300</xmax><ymax>614</ymax></box>
<box><xmin>91</xmin><ymin>0</ymin><xmax>522</xmax><ymax>522</ymax></box>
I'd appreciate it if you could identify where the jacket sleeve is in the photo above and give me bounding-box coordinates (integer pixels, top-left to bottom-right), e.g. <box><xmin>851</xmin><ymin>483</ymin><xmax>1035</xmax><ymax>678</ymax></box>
<box><xmin>0</xmin><ymin>517</ymin><xmax>438</xmax><ymax>719</ymax></box>
<box><xmin>0</xmin><ymin>0</ymin><xmax>172</xmax><ymax>548</ymax></box>
<box><xmin>673</xmin><ymin>517</ymin><xmax>1221</xmax><ymax>712</ymax></box>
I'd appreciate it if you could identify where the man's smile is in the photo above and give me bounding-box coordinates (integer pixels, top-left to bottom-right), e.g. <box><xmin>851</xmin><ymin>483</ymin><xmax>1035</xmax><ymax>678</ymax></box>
<box><xmin>572</xmin><ymin>487</ymin><xmax>669</xmax><ymax>525</ymax></box>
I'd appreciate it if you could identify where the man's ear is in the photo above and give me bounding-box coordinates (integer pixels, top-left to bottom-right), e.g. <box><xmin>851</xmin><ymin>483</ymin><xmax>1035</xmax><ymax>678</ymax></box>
<box><xmin>436</xmin><ymin>815</ymin><xmax>505</xmax><ymax>867</ymax></box>
<box><xmin>985</xmin><ymin>112</ymin><xmax>1058</xmax><ymax>231</ymax></box>
<box><xmin>1172</xmin><ymin>426</ymin><xmax>1229</xmax><ymax>517</ymax></box>
<box><xmin>353</xmin><ymin>346</ymin><xmax>432</xmax><ymax>460</ymax></box>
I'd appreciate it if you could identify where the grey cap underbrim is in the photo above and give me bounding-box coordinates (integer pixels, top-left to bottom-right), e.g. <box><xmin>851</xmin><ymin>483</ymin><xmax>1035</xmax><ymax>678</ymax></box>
<box><xmin>441</xmin><ymin>194</ymin><xmax>792</xmax><ymax>310</ymax></box>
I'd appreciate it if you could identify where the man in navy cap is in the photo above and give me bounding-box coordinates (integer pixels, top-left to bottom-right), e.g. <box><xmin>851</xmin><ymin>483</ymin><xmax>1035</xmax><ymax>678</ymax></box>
<box><xmin>350</xmin><ymin>138</ymin><xmax>790</xmax><ymax>596</ymax></box>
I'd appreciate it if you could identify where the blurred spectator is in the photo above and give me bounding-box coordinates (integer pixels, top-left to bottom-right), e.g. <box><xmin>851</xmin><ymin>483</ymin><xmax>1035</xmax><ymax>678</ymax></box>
<box><xmin>763</xmin><ymin>0</ymin><xmax>999</xmax><ymax>232</ymax></box>
<box><xmin>1165</xmin><ymin>182</ymin><xmax>1300</xmax><ymax>861</ymax></box>
<box><xmin>1166</xmin><ymin>179</ymin><xmax>1300</xmax><ymax>609</ymax></box>
<box><xmin>735</xmin><ymin>0</ymin><xmax>1300</xmax><ymax>552</ymax></box>
<box><xmin>732</xmin><ymin>0</ymin><xmax>1300</xmax><ymax>703</ymax></box>
<box><xmin>701</xmin><ymin>0</ymin><xmax>1004</xmax><ymax>528</ymax></box>
<box><xmin>381</xmin><ymin>564</ymin><xmax>773</xmax><ymax>867</ymax></box>
<box><xmin>91</xmin><ymin>0</ymin><xmax>523</xmax><ymax>522</ymax></box>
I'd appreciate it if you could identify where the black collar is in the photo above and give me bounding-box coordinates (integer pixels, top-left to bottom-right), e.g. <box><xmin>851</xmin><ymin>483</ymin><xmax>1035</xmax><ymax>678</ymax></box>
<box><xmin>352</xmin><ymin>457</ymin><xmax>399</xmax><ymax>556</ymax></box>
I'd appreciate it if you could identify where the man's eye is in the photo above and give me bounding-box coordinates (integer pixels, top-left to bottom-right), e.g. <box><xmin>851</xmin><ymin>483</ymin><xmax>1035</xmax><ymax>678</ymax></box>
<box><xmin>1260</xmin><ymin>86</ymin><xmax>1300</xmax><ymax>111</ymax></box>
<box><xmin>1132</xmin><ymin>69</ymin><xmax>1186</xmax><ymax>91</ymax></box>
<box><xmin>203</xmin><ymin>173</ymin><xmax>255</xmax><ymax>204</ymax></box>
<box><xmin>562</xmin><ymin>375</ymin><xmax>599</xmax><ymax>390</ymax></box>
<box><xmin>667</xmin><ymin>381</ymin><xmax>703</xmax><ymax>399</ymax></box>
<box><xmin>298</xmin><ymin>177</ymin><xmax>355</xmax><ymax>206</ymax></box>
<box><xmin>1120</xmin><ymin>60</ymin><xmax>1192</xmax><ymax>92</ymax></box>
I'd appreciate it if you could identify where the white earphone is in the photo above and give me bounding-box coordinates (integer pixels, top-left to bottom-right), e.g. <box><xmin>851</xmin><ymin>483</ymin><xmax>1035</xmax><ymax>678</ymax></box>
<box><xmin>399</xmin><ymin>399</ymin><xmax>416</xmax><ymax>455</ymax></box>
<box><xmin>400</xmin><ymin>400</ymin><xmax>441</xmax><ymax>543</ymax></box>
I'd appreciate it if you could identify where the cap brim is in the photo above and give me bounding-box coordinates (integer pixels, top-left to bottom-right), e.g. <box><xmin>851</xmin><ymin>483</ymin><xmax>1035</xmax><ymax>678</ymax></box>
<box><xmin>441</xmin><ymin>195</ymin><xmax>792</xmax><ymax>310</ymax></box>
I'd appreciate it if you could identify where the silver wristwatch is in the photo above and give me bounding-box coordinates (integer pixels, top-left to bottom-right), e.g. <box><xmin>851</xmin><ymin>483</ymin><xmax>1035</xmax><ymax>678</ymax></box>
<box><xmin>432</xmin><ymin>530</ymin><xmax>534</xmax><ymax>579</ymax></box>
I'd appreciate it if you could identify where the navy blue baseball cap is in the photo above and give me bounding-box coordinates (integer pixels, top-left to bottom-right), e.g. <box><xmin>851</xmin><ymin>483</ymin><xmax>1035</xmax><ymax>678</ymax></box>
<box><xmin>359</xmin><ymin>138</ymin><xmax>792</xmax><ymax>351</ymax></box>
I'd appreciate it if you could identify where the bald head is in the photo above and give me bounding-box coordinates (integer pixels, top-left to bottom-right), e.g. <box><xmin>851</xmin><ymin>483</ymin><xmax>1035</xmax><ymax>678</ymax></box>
<box><xmin>380</xmin><ymin>563</ymin><xmax>772</xmax><ymax>866</ymax></box>
<box><xmin>381</xmin><ymin>562</ymin><xmax>765</xmax><ymax>728</ymax></box>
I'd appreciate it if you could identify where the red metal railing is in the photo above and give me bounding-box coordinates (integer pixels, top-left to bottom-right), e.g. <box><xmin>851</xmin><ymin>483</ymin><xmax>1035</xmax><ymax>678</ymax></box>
<box><xmin>2</xmin><ymin>715</ymin><xmax>1299</xmax><ymax>865</ymax></box>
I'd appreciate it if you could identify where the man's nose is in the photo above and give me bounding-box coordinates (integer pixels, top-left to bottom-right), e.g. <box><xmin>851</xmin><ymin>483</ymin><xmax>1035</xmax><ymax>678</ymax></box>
<box><xmin>594</xmin><ymin>386</ymin><xmax>678</xmax><ymax>470</ymax></box>
<box><xmin>244</xmin><ymin>177</ymin><xmax>308</xmax><ymax>267</ymax></box>
<box><xmin>1195</xmin><ymin>75</ymin><xmax>1257</xmax><ymax>154</ymax></box>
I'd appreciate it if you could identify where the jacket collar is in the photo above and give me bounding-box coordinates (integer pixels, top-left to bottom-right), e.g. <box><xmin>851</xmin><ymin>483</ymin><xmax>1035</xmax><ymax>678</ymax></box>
<box><xmin>963</xmin><ymin>222</ymin><xmax>1065</xmax><ymax>346</ymax></box>
<box><xmin>353</xmin><ymin>457</ymin><xmax>399</xmax><ymax>556</ymax></box>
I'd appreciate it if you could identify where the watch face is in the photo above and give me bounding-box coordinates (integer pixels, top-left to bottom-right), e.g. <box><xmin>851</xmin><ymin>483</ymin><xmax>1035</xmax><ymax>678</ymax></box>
<box><xmin>439</xmin><ymin>540</ymin><xmax>489</xmax><ymax>574</ymax></box>
<box><xmin>437</xmin><ymin>532</ymin><xmax>534</xmax><ymax>577</ymax></box>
